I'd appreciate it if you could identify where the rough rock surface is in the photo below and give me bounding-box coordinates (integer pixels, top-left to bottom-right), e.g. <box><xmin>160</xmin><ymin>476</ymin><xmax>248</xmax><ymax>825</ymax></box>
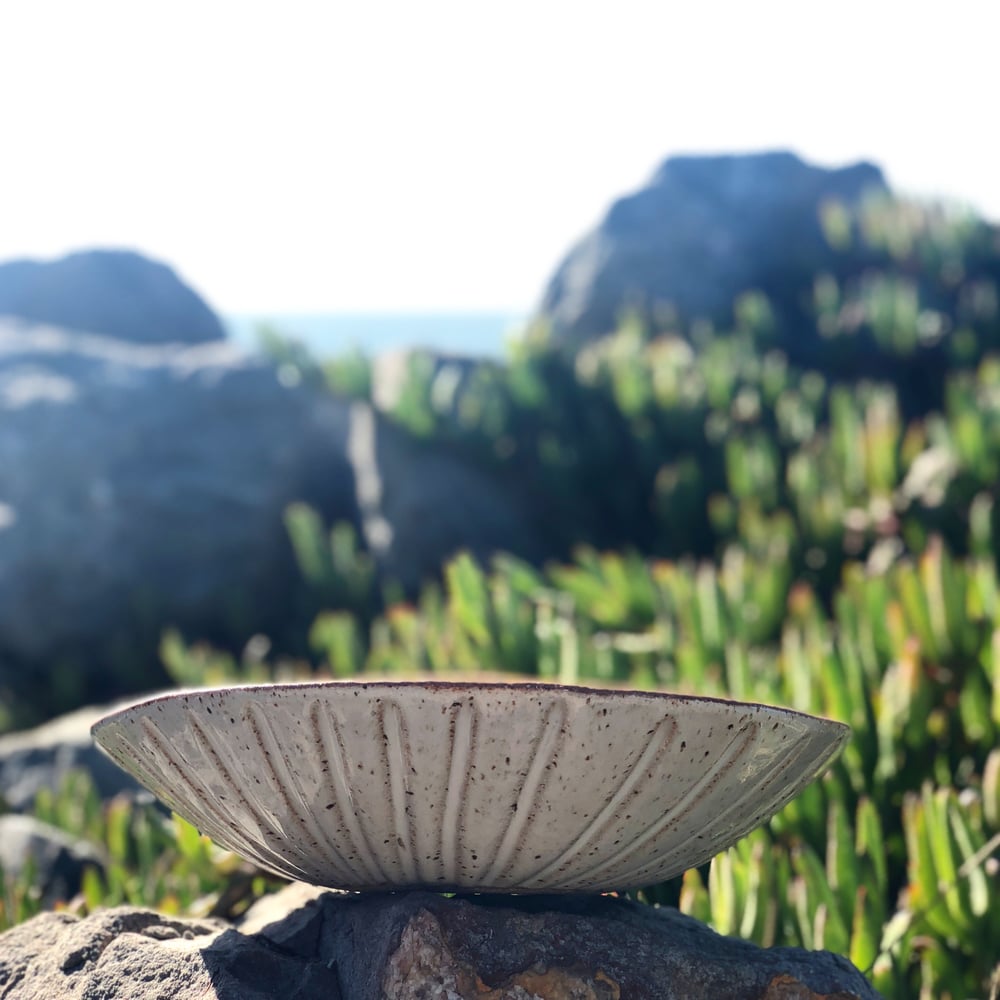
<box><xmin>0</xmin><ymin>248</ymin><xmax>226</xmax><ymax>344</ymax></box>
<box><xmin>537</xmin><ymin>150</ymin><xmax>887</xmax><ymax>350</ymax></box>
<box><xmin>0</xmin><ymin>887</ymin><xmax>883</xmax><ymax>999</ymax></box>
<box><xmin>0</xmin><ymin>321</ymin><xmax>357</xmax><ymax>720</ymax></box>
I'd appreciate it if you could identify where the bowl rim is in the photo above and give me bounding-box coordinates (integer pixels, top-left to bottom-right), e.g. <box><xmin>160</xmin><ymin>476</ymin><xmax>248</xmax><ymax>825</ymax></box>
<box><xmin>90</xmin><ymin>679</ymin><xmax>851</xmax><ymax>739</ymax></box>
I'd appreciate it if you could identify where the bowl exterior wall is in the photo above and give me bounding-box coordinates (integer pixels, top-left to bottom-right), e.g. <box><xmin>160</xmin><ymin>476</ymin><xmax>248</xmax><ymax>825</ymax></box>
<box><xmin>92</xmin><ymin>683</ymin><xmax>848</xmax><ymax>892</ymax></box>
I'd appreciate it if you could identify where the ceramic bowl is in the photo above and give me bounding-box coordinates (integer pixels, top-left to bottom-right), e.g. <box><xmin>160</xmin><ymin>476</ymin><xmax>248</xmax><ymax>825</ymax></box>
<box><xmin>91</xmin><ymin>681</ymin><xmax>848</xmax><ymax>893</ymax></box>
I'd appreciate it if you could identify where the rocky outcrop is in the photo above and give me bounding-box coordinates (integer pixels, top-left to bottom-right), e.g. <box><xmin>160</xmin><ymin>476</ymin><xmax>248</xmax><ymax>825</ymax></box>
<box><xmin>537</xmin><ymin>150</ymin><xmax>887</xmax><ymax>350</ymax></box>
<box><xmin>0</xmin><ymin>249</ymin><xmax>226</xmax><ymax>344</ymax></box>
<box><xmin>0</xmin><ymin>321</ymin><xmax>357</xmax><ymax>722</ymax></box>
<box><xmin>0</xmin><ymin>321</ymin><xmax>552</xmax><ymax>725</ymax></box>
<box><xmin>0</xmin><ymin>886</ymin><xmax>883</xmax><ymax>999</ymax></box>
<box><xmin>348</xmin><ymin>401</ymin><xmax>546</xmax><ymax>592</ymax></box>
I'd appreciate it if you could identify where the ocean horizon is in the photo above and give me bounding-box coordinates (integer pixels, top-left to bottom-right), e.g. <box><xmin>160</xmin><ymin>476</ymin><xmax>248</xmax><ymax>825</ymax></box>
<box><xmin>224</xmin><ymin>311</ymin><xmax>528</xmax><ymax>360</ymax></box>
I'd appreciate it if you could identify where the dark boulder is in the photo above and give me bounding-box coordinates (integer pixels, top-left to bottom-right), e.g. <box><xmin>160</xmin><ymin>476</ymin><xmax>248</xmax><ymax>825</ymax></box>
<box><xmin>537</xmin><ymin>150</ymin><xmax>887</xmax><ymax>351</ymax></box>
<box><xmin>347</xmin><ymin>401</ymin><xmax>546</xmax><ymax>593</ymax></box>
<box><xmin>0</xmin><ymin>248</ymin><xmax>226</xmax><ymax>344</ymax></box>
<box><xmin>0</xmin><ymin>815</ymin><xmax>105</xmax><ymax>907</ymax></box>
<box><xmin>0</xmin><ymin>887</ymin><xmax>883</xmax><ymax>998</ymax></box>
<box><xmin>0</xmin><ymin>320</ymin><xmax>357</xmax><ymax>724</ymax></box>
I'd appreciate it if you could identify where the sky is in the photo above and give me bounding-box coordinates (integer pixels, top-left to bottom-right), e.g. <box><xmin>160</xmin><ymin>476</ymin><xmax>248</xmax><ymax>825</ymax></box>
<box><xmin>0</xmin><ymin>0</ymin><xmax>996</xmax><ymax>316</ymax></box>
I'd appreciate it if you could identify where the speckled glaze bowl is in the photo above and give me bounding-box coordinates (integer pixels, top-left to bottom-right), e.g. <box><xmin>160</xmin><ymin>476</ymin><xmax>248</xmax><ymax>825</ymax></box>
<box><xmin>91</xmin><ymin>681</ymin><xmax>848</xmax><ymax>893</ymax></box>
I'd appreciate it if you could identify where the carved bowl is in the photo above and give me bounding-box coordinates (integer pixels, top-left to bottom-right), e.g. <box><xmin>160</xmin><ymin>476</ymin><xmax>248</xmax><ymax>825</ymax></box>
<box><xmin>91</xmin><ymin>681</ymin><xmax>848</xmax><ymax>893</ymax></box>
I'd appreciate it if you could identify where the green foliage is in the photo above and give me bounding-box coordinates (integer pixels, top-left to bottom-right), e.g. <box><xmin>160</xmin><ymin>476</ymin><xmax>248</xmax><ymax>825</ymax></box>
<box><xmin>101</xmin><ymin>525</ymin><xmax>1000</xmax><ymax>995</ymax></box>
<box><xmin>0</xmin><ymin>770</ymin><xmax>284</xmax><ymax>933</ymax></box>
<box><xmin>322</xmin><ymin>346</ymin><xmax>372</xmax><ymax>400</ymax></box>
<box><xmin>285</xmin><ymin>506</ymin><xmax>378</xmax><ymax>621</ymax></box>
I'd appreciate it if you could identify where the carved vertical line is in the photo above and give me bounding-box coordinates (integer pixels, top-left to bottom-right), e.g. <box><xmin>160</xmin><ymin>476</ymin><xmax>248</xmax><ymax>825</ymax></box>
<box><xmin>379</xmin><ymin>700</ymin><xmax>418</xmax><ymax>883</ymax></box>
<box><xmin>310</xmin><ymin>699</ymin><xmax>386</xmax><ymax>884</ymax></box>
<box><xmin>438</xmin><ymin>699</ymin><xmax>476</xmax><ymax>885</ymax></box>
<box><xmin>245</xmin><ymin>703</ymin><xmax>362</xmax><ymax>885</ymax></box>
<box><xmin>128</xmin><ymin>721</ymin><xmax>220</xmax><ymax>834</ymax></box>
<box><xmin>563</xmin><ymin>721</ymin><xmax>759</xmax><ymax>886</ymax></box>
<box><xmin>608</xmin><ymin>726</ymin><xmax>805</xmax><ymax>888</ymax></box>
<box><xmin>136</xmin><ymin>718</ymin><xmax>232</xmax><ymax>836</ymax></box>
<box><xmin>481</xmin><ymin>698</ymin><xmax>569</xmax><ymax>886</ymax></box>
<box><xmin>186</xmin><ymin>713</ymin><xmax>317</xmax><ymax>877</ymax></box>
<box><xmin>523</xmin><ymin>713</ymin><xmax>678</xmax><ymax>886</ymax></box>
<box><xmin>101</xmin><ymin>724</ymin><xmax>191</xmax><ymax>818</ymax></box>
<box><xmin>139</xmin><ymin>716</ymin><xmax>302</xmax><ymax>878</ymax></box>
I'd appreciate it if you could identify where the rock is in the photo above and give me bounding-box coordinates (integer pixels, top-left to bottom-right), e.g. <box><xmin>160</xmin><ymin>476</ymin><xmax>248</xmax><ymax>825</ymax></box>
<box><xmin>0</xmin><ymin>321</ymin><xmax>358</xmax><ymax>724</ymax></box>
<box><xmin>0</xmin><ymin>815</ymin><xmax>105</xmax><ymax>906</ymax></box>
<box><xmin>238</xmin><ymin>881</ymin><xmax>331</xmax><ymax>934</ymax></box>
<box><xmin>347</xmin><ymin>402</ymin><xmax>545</xmax><ymax>592</ymax></box>
<box><xmin>537</xmin><ymin>150</ymin><xmax>887</xmax><ymax>350</ymax></box>
<box><xmin>0</xmin><ymin>891</ymin><xmax>883</xmax><ymax>999</ymax></box>
<box><xmin>0</xmin><ymin>248</ymin><xmax>226</xmax><ymax>344</ymax></box>
<box><xmin>370</xmin><ymin>344</ymin><xmax>655</xmax><ymax>560</ymax></box>
<box><xmin>0</xmin><ymin>910</ymin><xmax>250</xmax><ymax>1000</ymax></box>
<box><xmin>0</xmin><ymin>703</ymin><xmax>150</xmax><ymax>812</ymax></box>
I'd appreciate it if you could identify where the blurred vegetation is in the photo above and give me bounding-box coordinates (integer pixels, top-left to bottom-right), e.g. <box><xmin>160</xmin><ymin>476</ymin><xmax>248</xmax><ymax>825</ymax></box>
<box><xmin>0</xmin><ymin>770</ymin><xmax>285</xmax><ymax>929</ymax></box>
<box><xmin>5</xmin><ymin>193</ymin><xmax>1000</xmax><ymax>998</ymax></box>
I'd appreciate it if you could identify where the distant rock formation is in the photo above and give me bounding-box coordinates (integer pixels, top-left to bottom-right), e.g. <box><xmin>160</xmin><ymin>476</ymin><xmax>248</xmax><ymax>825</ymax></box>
<box><xmin>0</xmin><ymin>320</ymin><xmax>357</xmax><ymax>721</ymax></box>
<box><xmin>536</xmin><ymin>150</ymin><xmax>888</xmax><ymax>349</ymax></box>
<box><xmin>0</xmin><ymin>248</ymin><xmax>226</xmax><ymax>344</ymax></box>
<box><xmin>0</xmin><ymin>321</ymin><xmax>548</xmax><ymax>725</ymax></box>
<box><xmin>348</xmin><ymin>401</ymin><xmax>545</xmax><ymax>593</ymax></box>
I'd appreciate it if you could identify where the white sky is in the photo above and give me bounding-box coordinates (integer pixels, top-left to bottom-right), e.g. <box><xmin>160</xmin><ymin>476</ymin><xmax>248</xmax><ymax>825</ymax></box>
<box><xmin>0</xmin><ymin>0</ymin><xmax>996</xmax><ymax>315</ymax></box>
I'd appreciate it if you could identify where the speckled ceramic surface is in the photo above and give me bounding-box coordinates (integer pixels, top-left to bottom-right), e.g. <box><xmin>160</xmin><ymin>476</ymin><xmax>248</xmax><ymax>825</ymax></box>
<box><xmin>91</xmin><ymin>682</ymin><xmax>848</xmax><ymax>893</ymax></box>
